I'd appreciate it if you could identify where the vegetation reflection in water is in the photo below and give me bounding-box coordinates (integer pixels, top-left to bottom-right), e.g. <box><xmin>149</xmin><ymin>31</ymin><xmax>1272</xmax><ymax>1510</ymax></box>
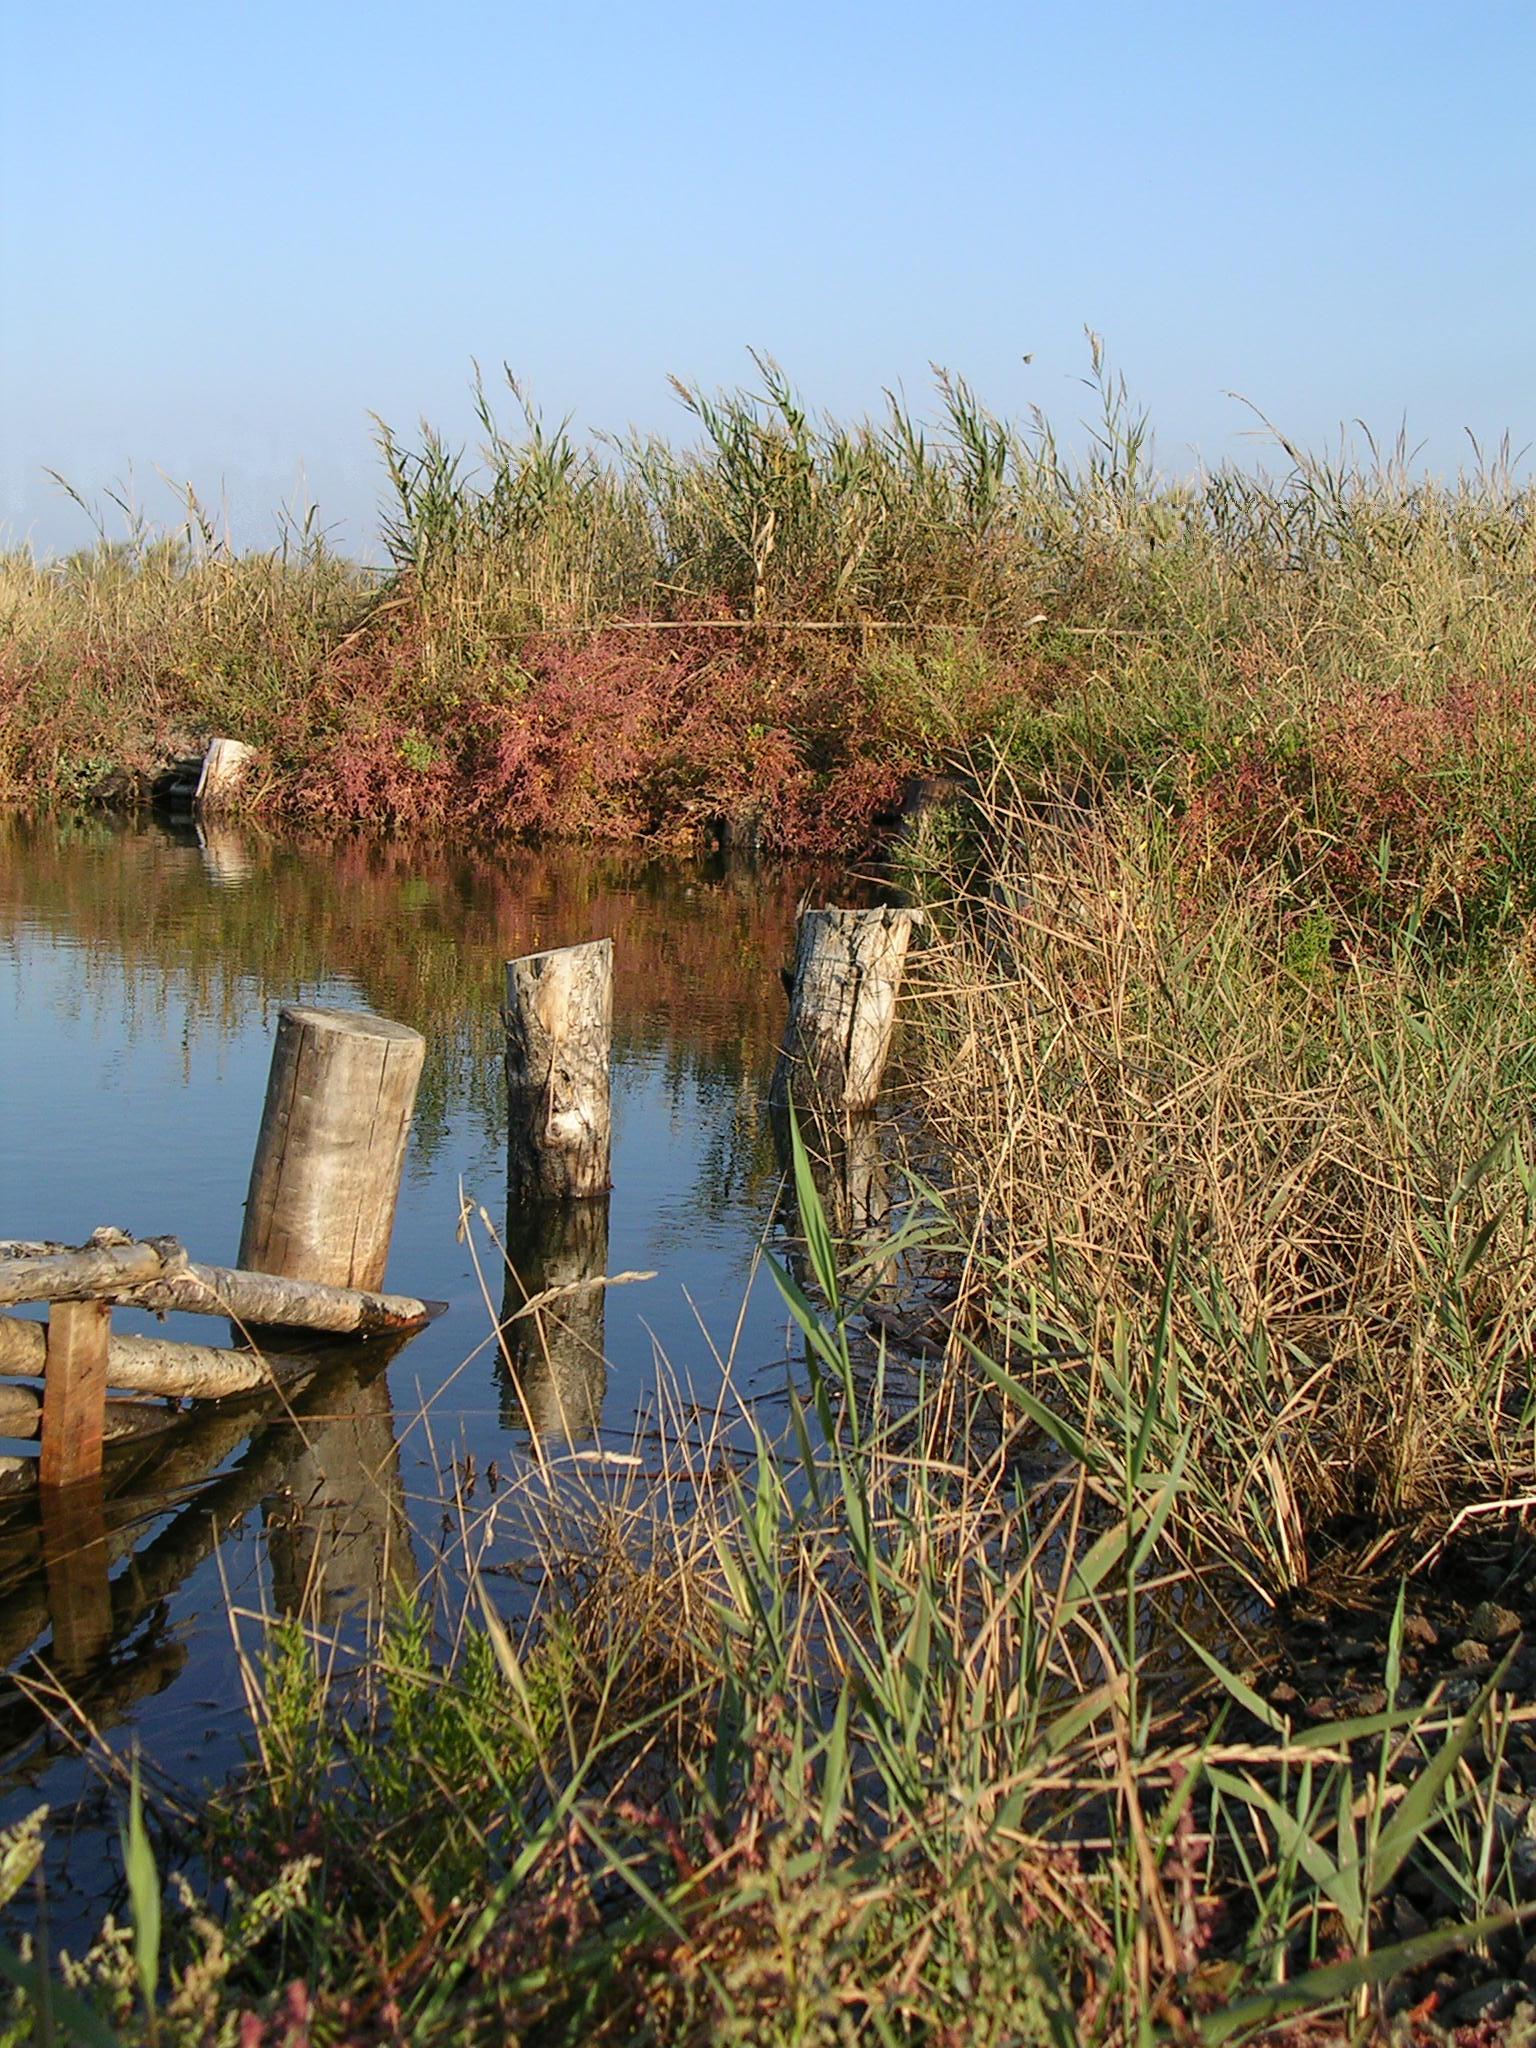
<box><xmin>0</xmin><ymin>814</ymin><xmax>853</xmax><ymax>1917</ymax></box>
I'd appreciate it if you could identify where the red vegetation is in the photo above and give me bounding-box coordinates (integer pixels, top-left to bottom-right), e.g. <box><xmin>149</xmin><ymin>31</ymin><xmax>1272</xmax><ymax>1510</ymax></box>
<box><xmin>1181</xmin><ymin>677</ymin><xmax>1536</xmax><ymax>924</ymax></box>
<box><xmin>278</xmin><ymin>624</ymin><xmax>932</xmax><ymax>853</ymax></box>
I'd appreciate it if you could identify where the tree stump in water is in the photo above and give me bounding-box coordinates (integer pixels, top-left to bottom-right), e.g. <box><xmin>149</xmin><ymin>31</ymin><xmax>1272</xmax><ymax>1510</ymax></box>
<box><xmin>505</xmin><ymin>941</ymin><xmax>613</xmax><ymax>1203</ymax></box>
<box><xmin>239</xmin><ymin>1005</ymin><xmax>426</xmax><ymax>1294</ymax></box>
<box><xmin>770</xmin><ymin>907</ymin><xmax>919</xmax><ymax>1127</ymax></box>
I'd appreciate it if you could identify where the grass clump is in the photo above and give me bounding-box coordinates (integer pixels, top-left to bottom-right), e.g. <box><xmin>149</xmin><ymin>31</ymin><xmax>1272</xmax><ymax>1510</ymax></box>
<box><xmin>902</xmin><ymin>755</ymin><xmax>1536</xmax><ymax>1585</ymax></box>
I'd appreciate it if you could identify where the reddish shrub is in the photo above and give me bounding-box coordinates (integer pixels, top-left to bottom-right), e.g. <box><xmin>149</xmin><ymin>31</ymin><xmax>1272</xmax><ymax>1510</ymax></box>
<box><xmin>1181</xmin><ymin>678</ymin><xmax>1536</xmax><ymax>926</ymax></box>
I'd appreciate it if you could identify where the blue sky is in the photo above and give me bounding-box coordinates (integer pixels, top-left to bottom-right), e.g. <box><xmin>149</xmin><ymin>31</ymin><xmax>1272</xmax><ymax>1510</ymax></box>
<box><xmin>2</xmin><ymin>0</ymin><xmax>1532</xmax><ymax>557</ymax></box>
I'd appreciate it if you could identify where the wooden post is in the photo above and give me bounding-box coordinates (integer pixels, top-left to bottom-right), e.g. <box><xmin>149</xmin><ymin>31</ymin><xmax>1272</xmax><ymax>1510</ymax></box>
<box><xmin>240</xmin><ymin>1005</ymin><xmax>426</xmax><ymax>1294</ymax></box>
<box><xmin>40</xmin><ymin>1299</ymin><xmax>112</xmax><ymax>1487</ymax></box>
<box><xmin>770</xmin><ymin>907</ymin><xmax>919</xmax><ymax>1124</ymax></box>
<box><xmin>194</xmin><ymin>737</ymin><xmax>256</xmax><ymax>815</ymax></box>
<box><xmin>505</xmin><ymin>941</ymin><xmax>613</xmax><ymax>1203</ymax></box>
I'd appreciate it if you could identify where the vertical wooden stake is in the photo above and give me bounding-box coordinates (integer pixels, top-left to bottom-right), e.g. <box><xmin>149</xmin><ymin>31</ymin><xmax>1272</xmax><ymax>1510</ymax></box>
<box><xmin>505</xmin><ymin>940</ymin><xmax>613</xmax><ymax>1203</ymax></box>
<box><xmin>40</xmin><ymin>1299</ymin><xmax>112</xmax><ymax>1488</ymax></box>
<box><xmin>771</xmin><ymin>906</ymin><xmax>919</xmax><ymax>1124</ymax></box>
<box><xmin>240</xmin><ymin>1005</ymin><xmax>426</xmax><ymax>1293</ymax></box>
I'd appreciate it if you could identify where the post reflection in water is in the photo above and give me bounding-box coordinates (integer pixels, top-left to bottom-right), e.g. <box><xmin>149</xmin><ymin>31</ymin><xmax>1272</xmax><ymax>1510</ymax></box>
<box><xmin>262</xmin><ymin>1364</ymin><xmax>416</xmax><ymax>1627</ymax></box>
<box><xmin>497</xmin><ymin>1198</ymin><xmax>611</xmax><ymax>1443</ymax></box>
<box><xmin>38</xmin><ymin>1480</ymin><xmax>112</xmax><ymax>1679</ymax></box>
<box><xmin>0</xmin><ymin>812</ymin><xmax>829</xmax><ymax>1922</ymax></box>
<box><xmin>774</xmin><ymin>1107</ymin><xmax>895</xmax><ymax>1273</ymax></box>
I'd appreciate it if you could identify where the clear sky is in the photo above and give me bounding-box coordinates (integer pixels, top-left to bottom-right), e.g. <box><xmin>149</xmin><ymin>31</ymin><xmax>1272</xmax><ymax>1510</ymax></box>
<box><xmin>2</xmin><ymin>0</ymin><xmax>1532</xmax><ymax>558</ymax></box>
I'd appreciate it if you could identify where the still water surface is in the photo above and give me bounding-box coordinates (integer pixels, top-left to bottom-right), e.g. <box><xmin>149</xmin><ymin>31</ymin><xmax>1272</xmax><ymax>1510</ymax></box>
<box><xmin>0</xmin><ymin>814</ymin><xmax>830</xmax><ymax>1919</ymax></box>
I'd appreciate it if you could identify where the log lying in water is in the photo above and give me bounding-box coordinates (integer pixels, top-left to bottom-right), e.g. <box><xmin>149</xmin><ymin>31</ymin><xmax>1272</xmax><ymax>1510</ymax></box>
<box><xmin>119</xmin><ymin>1261</ymin><xmax>442</xmax><ymax>1334</ymax></box>
<box><xmin>0</xmin><ymin>1382</ymin><xmax>179</xmax><ymax>1443</ymax></box>
<box><xmin>0</xmin><ymin>1315</ymin><xmax>342</xmax><ymax>1401</ymax></box>
<box><xmin>0</xmin><ymin>1238</ymin><xmax>439</xmax><ymax>1333</ymax></box>
<box><xmin>0</xmin><ymin>1240</ymin><xmax>174</xmax><ymax>1308</ymax></box>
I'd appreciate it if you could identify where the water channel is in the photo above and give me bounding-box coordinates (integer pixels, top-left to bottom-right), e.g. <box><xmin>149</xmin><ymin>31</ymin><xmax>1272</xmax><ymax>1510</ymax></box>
<box><xmin>0</xmin><ymin>813</ymin><xmax>845</xmax><ymax>1926</ymax></box>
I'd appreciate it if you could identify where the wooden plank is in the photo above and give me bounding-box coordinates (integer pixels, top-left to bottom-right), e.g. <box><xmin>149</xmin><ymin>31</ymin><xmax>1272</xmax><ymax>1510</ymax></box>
<box><xmin>505</xmin><ymin>940</ymin><xmax>613</xmax><ymax>1202</ymax></box>
<box><xmin>240</xmin><ymin>1005</ymin><xmax>426</xmax><ymax>1292</ymax></box>
<box><xmin>40</xmin><ymin>1300</ymin><xmax>111</xmax><ymax>1487</ymax></box>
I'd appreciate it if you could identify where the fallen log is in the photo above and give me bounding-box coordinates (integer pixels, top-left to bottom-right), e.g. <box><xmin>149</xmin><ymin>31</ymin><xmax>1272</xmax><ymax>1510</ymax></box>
<box><xmin>0</xmin><ymin>1315</ymin><xmax>338</xmax><ymax>1401</ymax></box>
<box><xmin>0</xmin><ymin>1237</ymin><xmax>439</xmax><ymax>1333</ymax></box>
<box><xmin>0</xmin><ymin>1239</ymin><xmax>175</xmax><ymax>1307</ymax></box>
<box><xmin>0</xmin><ymin>1383</ymin><xmax>175</xmax><ymax>1443</ymax></box>
<box><xmin>119</xmin><ymin>1261</ymin><xmax>442</xmax><ymax>1334</ymax></box>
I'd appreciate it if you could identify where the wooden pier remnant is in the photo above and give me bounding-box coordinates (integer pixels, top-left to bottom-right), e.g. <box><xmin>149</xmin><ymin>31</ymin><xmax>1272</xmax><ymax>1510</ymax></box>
<box><xmin>505</xmin><ymin>940</ymin><xmax>613</xmax><ymax>1203</ymax></box>
<box><xmin>2</xmin><ymin>1000</ymin><xmax>432</xmax><ymax>1489</ymax></box>
<box><xmin>770</xmin><ymin>906</ymin><xmax>920</xmax><ymax>1125</ymax></box>
<box><xmin>240</xmin><ymin>1005</ymin><xmax>426</xmax><ymax>1292</ymax></box>
<box><xmin>158</xmin><ymin>736</ymin><xmax>257</xmax><ymax>817</ymax></box>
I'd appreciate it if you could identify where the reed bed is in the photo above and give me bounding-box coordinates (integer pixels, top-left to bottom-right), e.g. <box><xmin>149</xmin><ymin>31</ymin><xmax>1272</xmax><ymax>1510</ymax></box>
<box><xmin>4</xmin><ymin>346</ymin><xmax>1535</xmax><ymax>850</ymax></box>
<box><xmin>901</xmin><ymin>760</ymin><xmax>1536</xmax><ymax>1591</ymax></box>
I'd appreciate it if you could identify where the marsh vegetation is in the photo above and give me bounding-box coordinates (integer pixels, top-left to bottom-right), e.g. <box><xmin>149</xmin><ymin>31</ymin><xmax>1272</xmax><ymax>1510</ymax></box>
<box><xmin>6</xmin><ymin>349</ymin><xmax>1536</xmax><ymax>2040</ymax></box>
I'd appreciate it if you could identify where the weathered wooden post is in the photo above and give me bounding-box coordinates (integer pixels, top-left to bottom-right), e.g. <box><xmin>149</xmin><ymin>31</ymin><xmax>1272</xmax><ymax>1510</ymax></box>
<box><xmin>39</xmin><ymin>1299</ymin><xmax>113</xmax><ymax>1488</ymax></box>
<box><xmin>240</xmin><ymin>1005</ymin><xmax>426</xmax><ymax>1294</ymax></box>
<box><xmin>194</xmin><ymin>737</ymin><xmax>257</xmax><ymax>815</ymax></box>
<box><xmin>505</xmin><ymin>941</ymin><xmax>613</xmax><ymax>1203</ymax></box>
<box><xmin>770</xmin><ymin>906</ymin><xmax>919</xmax><ymax>1127</ymax></box>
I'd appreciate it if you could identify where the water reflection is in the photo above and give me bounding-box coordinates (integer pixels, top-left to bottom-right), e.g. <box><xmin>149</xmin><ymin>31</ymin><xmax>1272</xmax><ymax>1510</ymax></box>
<box><xmin>497</xmin><ymin>1199</ymin><xmax>611</xmax><ymax>1442</ymax></box>
<box><xmin>263</xmin><ymin>1368</ymin><xmax>415</xmax><ymax>1625</ymax></box>
<box><xmin>0</xmin><ymin>1351</ymin><xmax>408</xmax><ymax>1779</ymax></box>
<box><xmin>0</xmin><ymin>812</ymin><xmax>851</xmax><ymax>1922</ymax></box>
